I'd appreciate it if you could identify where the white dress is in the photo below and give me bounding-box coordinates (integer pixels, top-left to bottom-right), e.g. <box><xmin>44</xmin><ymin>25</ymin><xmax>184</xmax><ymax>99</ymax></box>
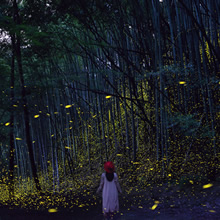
<box><xmin>97</xmin><ymin>173</ymin><xmax>122</xmax><ymax>214</ymax></box>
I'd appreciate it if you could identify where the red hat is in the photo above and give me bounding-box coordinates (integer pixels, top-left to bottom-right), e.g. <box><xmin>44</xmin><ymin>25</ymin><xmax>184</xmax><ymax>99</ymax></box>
<box><xmin>104</xmin><ymin>161</ymin><xmax>115</xmax><ymax>173</ymax></box>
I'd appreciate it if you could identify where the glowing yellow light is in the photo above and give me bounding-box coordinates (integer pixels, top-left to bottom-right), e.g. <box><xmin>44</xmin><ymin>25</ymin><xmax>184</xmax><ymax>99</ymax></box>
<box><xmin>65</xmin><ymin>105</ymin><xmax>72</xmax><ymax>108</ymax></box>
<box><xmin>151</xmin><ymin>204</ymin><xmax>158</xmax><ymax>210</ymax></box>
<box><xmin>133</xmin><ymin>162</ymin><xmax>141</xmax><ymax>164</ymax></box>
<box><xmin>168</xmin><ymin>174</ymin><xmax>172</xmax><ymax>177</ymax></box>
<box><xmin>13</xmin><ymin>105</ymin><xmax>18</xmax><ymax>107</ymax></box>
<box><xmin>105</xmin><ymin>96</ymin><xmax>112</xmax><ymax>99</ymax></box>
<box><xmin>138</xmin><ymin>206</ymin><xmax>143</xmax><ymax>208</ymax></box>
<box><xmin>179</xmin><ymin>81</ymin><xmax>186</xmax><ymax>84</ymax></box>
<box><xmin>189</xmin><ymin>180</ymin><xmax>194</xmax><ymax>184</ymax></box>
<box><xmin>154</xmin><ymin>201</ymin><xmax>160</xmax><ymax>204</ymax></box>
<box><xmin>16</xmin><ymin>138</ymin><xmax>22</xmax><ymax>140</ymax></box>
<box><xmin>54</xmin><ymin>112</ymin><xmax>58</xmax><ymax>114</ymax></box>
<box><xmin>34</xmin><ymin>115</ymin><xmax>40</xmax><ymax>118</ymax></box>
<box><xmin>48</xmin><ymin>208</ymin><xmax>58</xmax><ymax>213</ymax></box>
<box><xmin>5</xmin><ymin>122</ymin><xmax>10</xmax><ymax>126</ymax></box>
<box><xmin>203</xmin><ymin>183</ymin><xmax>213</xmax><ymax>189</ymax></box>
<box><xmin>65</xmin><ymin>146</ymin><xmax>71</xmax><ymax>149</ymax></box>
<box><xmin>209</xmin><ymin>210</ymin><xmax>216</xmax><ymax>213</ymax></box>
<box><xmin>93</xmin><ymin>115</ymin><xmax>97</xmax><ymax>118</ymax></box>
<box><xmin>116</xmin><ymin>154</ymin><xmax>123</xmax><ymax>156</ymax></box>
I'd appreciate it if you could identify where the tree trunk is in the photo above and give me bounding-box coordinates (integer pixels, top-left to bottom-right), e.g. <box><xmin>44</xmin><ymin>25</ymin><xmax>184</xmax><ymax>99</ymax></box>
<box><xmin>13</xmin><ymin>0</ymin><xmax>41</xmax><ymax>192</ymax></box>
<box><xmin>8</xmin><ymin>33</ymin><xmax>15</xmax><ymax>199</ymax></box>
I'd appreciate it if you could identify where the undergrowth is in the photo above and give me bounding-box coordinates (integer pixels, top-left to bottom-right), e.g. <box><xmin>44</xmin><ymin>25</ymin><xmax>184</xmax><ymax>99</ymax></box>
<box><xmin>0</xmin><ymin>150</ymin><xmax>219</xmax><ymax>212</ymax></box>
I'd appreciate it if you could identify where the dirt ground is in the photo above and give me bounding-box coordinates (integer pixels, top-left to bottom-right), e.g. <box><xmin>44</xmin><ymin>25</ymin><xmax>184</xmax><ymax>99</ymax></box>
<box><xmin>0</xmin><ymin>181</ymin><xmax>219</xmax><ymax>220</ymax></box>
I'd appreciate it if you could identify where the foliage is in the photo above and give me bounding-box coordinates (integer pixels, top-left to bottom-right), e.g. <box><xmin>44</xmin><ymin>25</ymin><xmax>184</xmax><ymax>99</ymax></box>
<box><xmin>0</xmin><ymin>0</ymin><xmax>219</xmax><ymax>213</ymax></box>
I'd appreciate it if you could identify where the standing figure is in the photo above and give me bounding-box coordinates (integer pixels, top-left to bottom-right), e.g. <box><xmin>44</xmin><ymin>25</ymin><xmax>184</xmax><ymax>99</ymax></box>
<box><xmin>97</xmin><ymin>161</ymin><xmax>122</xmax><ymax>219</ymax></box>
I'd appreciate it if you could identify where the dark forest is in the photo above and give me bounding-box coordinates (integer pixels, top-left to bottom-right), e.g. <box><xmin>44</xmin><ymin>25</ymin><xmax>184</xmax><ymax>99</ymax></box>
<box><xmin>0</xmin><ymin>0</ymin><xmax>219</xmax><ymax>219</ymax></box>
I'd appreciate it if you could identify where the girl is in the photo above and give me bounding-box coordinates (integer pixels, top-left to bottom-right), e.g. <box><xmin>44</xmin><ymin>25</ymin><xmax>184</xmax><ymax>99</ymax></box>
<box><xmin>97</xmin><ymin>161</ymin><xmax>122</xmax><ymax>219</ymax></box>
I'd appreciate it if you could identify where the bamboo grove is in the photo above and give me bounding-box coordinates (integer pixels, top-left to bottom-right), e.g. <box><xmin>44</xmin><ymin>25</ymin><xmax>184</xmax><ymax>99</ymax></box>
<box><xmin>0</xmin><ymin>0</ymin><xmax>219</xmax><ymax>200</ymax></box>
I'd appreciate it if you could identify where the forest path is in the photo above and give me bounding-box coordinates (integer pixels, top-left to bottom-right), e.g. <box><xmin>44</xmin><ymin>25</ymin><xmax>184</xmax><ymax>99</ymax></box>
<box><xmin>0</xmin><ymin>207</ymin><xmax>219</xmax><ymax>220</ymax></box>
<box><xmin>0</xmin><ymin>182</ymin><xmax>219</xmax><ymax>220</ymax></box>
<box><xmin>0</xmin><ymin>198</ymin><xmax>219</xmax><ymax>220</ymax></box>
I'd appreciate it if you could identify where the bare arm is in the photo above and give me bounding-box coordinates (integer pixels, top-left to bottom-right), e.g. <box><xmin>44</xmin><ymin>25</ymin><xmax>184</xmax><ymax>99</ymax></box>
<box><xmin>96</xmin><ymin>174</ymin><xmax>104</xmax><ymax>193</ymax></box>
<box><xmin>115</xmin><ymin>174</ymin><xmax>122</xmax><ymax>193</ymax></box>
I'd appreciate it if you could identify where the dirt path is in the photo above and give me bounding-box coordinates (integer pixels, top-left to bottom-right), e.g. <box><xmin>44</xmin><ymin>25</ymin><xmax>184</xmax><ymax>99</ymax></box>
<box><xmin>0</xmin><ymin>201</ymin><xmax>219</xmax><ymax>220</ymax></box>
<box><xmin>1</xmin><ymin>182</ymin><xmax>219</xmax><ymax>220</ymax></box>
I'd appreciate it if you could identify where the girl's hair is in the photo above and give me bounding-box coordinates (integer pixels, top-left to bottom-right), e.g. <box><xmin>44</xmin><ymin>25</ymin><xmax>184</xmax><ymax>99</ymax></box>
<box><xmin>106</xmin><ymin>172</ymin><xmax>114</xmax><ymax>182</ymax></box>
